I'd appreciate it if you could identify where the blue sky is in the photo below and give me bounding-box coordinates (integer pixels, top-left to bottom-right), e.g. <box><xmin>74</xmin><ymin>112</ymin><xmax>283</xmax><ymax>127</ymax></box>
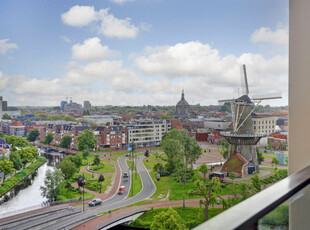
<box><xmin>0</xmin><ymin>0</ymin><xmax>288</xmax><ymax>106</ymax></box>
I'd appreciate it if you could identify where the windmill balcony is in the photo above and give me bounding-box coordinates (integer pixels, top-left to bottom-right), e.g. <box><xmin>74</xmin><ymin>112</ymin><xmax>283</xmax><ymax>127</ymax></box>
<box><xmin>220</xmin><ymin>132</ymin><xmax>267</xmax><ymax>145</ymax></box>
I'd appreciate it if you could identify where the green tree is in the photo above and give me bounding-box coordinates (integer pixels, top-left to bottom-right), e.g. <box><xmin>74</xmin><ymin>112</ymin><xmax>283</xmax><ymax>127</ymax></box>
<box><xmin>238</xmin><ymin>181</ymin><xmax>253</xmax><ymax>200</ymax></box>
<box><xmin>188</xmin><ymin>178</ymin><xmax>222</xmax><ymax>221</ymax></box>
<box><xmin>98</xmin><ymin>174</ymin><xmax>105</xmax><ymax>182</ymax></box>
<box><xmin>256</xmin><ymin>147</ymin><xmax>264</xmax><ymax>165</ymax></box>
<box><xmin>59</xmin><ymin>158</ymin><xmax>77</xmax><ymax>180</ymax></box>
<box><xmin>17</xmin><ymin>148</ymin><xmax>35</xmax><ymax>167</ymax></box>
<box><xmin>272</xmin><ymin>157</ymin><xmax>280</xmax><ymax>170</ymax></box>
<box><xmin>229</xmin><ymin>171</ymin><xmax>236</xmax><ymax>183</ymax></box>
<box><xmin>66</xmin><ymin>155</ymin><xmax>83</xmax><ymax>168</ymax></box>
<box><xmin>0</xmin><ymin>132</ymin><xmax>4</xmax><ymax>138</ymax></box>
<box><xmin>76</xmin><ymin>129</ymin><xmax>97</xmax><ymax>151</ymax></box>
<box><xmin>2</xmin><ymin>113</ymin><xmax>11</xmax><ymax>120</ymax></box>
<box><xmin>44</xmin><ymin>133</ymin><xmax>54</xmax><ymax>146</ymax></box>
<box><xmin>219</xmin><ymin>139</ymin><xmax>229</xmax><ymax>159</ymax></box>
<box><xmin>93</xmin><ymin>155</ymin><xmax>100</xmax><ymax>165</ymax></box>
<box><xmin>0</xmin><ymin>158</ymin><xmax>15</xmax><ymax>181</ymax></box>
<box><xmin>4</xmin><ymin>135</ymin><xmax>29</xmax><ymax>147</ymax></box>
<box><xmin>82</xmin><ymin>150</ymin><xmax>89</xmax><ymax>163</ymax></box>
<box><xmin>150</xmin><ymin>207</ymin><xmax>188</xmax><ymax>230</ymax></box>
<box><xmin>27</xmin><ymin>129</ymin><xmax>40</xmax><ymax>142</ymax></box>
<box><xmin>60</xmin><ymin>135</ymin><xmax>72</xmax><ymax>153</ymax></box>
<box><xmin>153</xmin><ymin>162</ymin><xmax>164</xmax><ymax>173</ymax></box>
<box><xmin>10</xmin><ymin>151</ymin><xmax>23</xmax><ymax>170</ymax></box>
<box><xmin>40</xmin><ymin>169</ymin><xmax>63</xmax><ymax>201</ymax></box>
<box><xmin>251</xmin><ymin>172</ymin><xmax>262</xmax><ymax>193</ymax></box>
<box><xmin>198</xmin><ymin>163</ymin><xmax>208</xmax><ymax>181</ymax></box>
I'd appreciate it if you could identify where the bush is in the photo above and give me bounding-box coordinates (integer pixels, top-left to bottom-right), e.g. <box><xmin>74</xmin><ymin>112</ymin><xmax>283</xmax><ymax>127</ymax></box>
<box><xmin>259</xmin><ymin>203</ymin><xmax>289</xmax><ymax>226</ymax></box>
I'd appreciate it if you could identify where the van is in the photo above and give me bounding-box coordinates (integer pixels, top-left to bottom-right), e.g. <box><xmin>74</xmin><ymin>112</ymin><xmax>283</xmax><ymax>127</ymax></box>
<box><xmin>209</xmin><ymin>172</ymin><xmax>224</xmax><ymax>182</ymax></box>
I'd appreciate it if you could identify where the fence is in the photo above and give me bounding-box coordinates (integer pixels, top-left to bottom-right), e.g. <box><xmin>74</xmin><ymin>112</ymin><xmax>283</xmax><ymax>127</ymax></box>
<box><xmin>0</xmin><ymin>195</ymin><xmax>93</xmax><ymax>219</ymax></box>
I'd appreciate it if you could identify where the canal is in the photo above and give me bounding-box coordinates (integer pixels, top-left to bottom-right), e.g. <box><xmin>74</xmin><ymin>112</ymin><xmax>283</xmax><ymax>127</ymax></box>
<box><xmin>0</xmin><ymin>162</ymin><xmax>53</xmax><ymax>214</ymax></box>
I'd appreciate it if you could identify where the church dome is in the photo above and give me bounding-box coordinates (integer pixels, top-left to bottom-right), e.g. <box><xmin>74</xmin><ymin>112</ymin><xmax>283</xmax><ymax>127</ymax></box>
<box><xmin>175</xmin><ymin>90</ymin><xmax>190</xmax><ymax>116</ymax></box>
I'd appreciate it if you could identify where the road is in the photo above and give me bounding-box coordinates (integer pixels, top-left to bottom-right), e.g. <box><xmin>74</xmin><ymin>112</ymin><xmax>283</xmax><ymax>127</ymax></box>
<box><xmin>0</xmin><ymin>155</ymin><xmax>155</xmax><ymax>230</ymax></box>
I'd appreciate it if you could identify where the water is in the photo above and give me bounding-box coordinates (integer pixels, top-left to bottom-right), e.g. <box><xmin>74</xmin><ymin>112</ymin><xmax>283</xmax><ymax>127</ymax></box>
<box><xmin>0</xmin><ymin>162</ymin><xmax>53</xmax><ymax>214</ymax></box>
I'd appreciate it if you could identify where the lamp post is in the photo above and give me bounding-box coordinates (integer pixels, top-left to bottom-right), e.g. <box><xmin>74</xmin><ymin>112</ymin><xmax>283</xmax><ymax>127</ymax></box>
<box><xmin>83</xmin><ymin>172</ymin><xmax>85</xmax><ymax>212</ymax></box>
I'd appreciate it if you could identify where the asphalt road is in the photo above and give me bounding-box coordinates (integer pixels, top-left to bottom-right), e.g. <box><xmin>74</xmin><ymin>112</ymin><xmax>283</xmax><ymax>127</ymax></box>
<box><xmin>0</xmin><ymin>155</ymin><xmax>156</xmax><ymax>230</ymax></box>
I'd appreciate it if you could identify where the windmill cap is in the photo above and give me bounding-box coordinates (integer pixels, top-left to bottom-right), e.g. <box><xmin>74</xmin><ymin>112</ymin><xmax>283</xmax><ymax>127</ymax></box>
<box><xmin>237</xmin><ymin>95</ymin><xmax>252</xmax><ymax>103</ymax></box>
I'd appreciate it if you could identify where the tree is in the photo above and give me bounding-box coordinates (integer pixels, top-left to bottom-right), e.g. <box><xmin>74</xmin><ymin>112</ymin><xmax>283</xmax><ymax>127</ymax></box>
<box><xmin>44</xmin><ymin>133</ymin><xmax>54</xmax><ymax>146</ymax></box>
<box><xmin>160</xmin><ymin>114</ymin><xmax>173</xmax><ymax>120</ymax></box>
<box><xmin>59</xmin><ymin>158</ymin><xmax>78</xmax><ymax>180</ymax></box>
<box><xmin>256</xmin><ymin>147</ymin><xmax>264</xmax><ymax>165</ymax></box>
<box><xmin>4</xmin><ymin>135</ymin><xmax>29</xmax><ymax>147</ymax></box>
<box><xmin>40</xmin><ymin>169</ymin><xmax>63</xmax><ymax>201</ymax></box>
<box><xmin>2</xmin><ymin>113</ymin><xmax>11</xmax><ymax>120</ymax></box>
<box><xmin>66</xmin><ymin>155</ymin><xmax>83</xmax><ymax>168</ymax></box>
<box><xmin>251</xmin><ymin>172</ymin><xmax>262</xmax><ymax>193</ymax></box>
<box><xmin>98</xmin><ymin>174</ymin><xmax>105</xmax><ymax>183</ymax></box>
<box><xmin>10</xmin><ymin>151</ymin><xmax>23</xmax><ymax>170</ymax></box>
<box><xmin>82</xmin><ymin>150</ymin><xmax>89</xmax><ymax>163</ymax></box>
<box><xmin>76</xmin><ymin>129</ymin><xmax>97</xmax><ymax>151</ymax></box>
<box><xmin>0</xmin><ymin>158</ymin><xmax>15</xmax><ymax>181</ymax></box>
<box><xmin>60</xmin><ymin>135</ymin><xmax>72</xmax><ymax>153</ymax></box>
<box><xmin>229</xmin><ymin>171</ymin><xmax>236</xmax><ymax>183</ymax></box>
<box><xmin>153</xmin><ymin>162</ymin><xmax>164</xmax><ymax>173</ymax></box>
<box><xmin>150</xmin><ymin>207</ymin><xmax>188</xmax><ymax>230</ymax></box>
<box><xmin>198</xmin><ymin>163</ymin><xmax>208</xmax><ymax>181</ymax></box>
<box><xmin>272</xmin><ymin>157</ymin><xmax>280</xmax><ymax>170</ymax></box>
<box><xmin>188</xmin><ymin>178</ymin><xmax>223</xmax><ymax>221</ymax></box>
<box><xmin>238</xmin><ymin>181</ymin><xmax>253</xmax><ymax>200</ymax></box>
<box><xmin>219</xmin><ymin>139</ymin><xmax>229</xmax><ymax>159</ymax></box>
<box><xmin>27</xmin><ymin>129</ymin><xmax>40</xmax><ymax>142</ymax></box>
<box><xmin>93</xmin><ymin>155</ymin><xmax>100</xmax><ymax>165</ymax></box>
<box><xmin>17</xmin><ymin>148</ymin><xmax>35</xmax><ymax>167</ymax></box>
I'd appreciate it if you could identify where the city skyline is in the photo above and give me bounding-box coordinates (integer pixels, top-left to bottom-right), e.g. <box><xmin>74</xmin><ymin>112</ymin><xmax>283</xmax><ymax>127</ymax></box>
<box><xmin>0</xmin><ymin>0</ymin><xmax>288</xmax><ymax>106</ymax></box>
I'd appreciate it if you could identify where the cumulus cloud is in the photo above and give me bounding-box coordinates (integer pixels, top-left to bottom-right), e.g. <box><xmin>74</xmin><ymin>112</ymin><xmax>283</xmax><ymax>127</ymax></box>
<box><xmin>61</xmin><ymin>6</ymin><xmax>139</xmax><ymax>39</ymax></box>
<box><xmin>251</xmin><ymin>26</ymin><xmax>288</xmax><ymax>46</ymax></box>
<box><xmin>0</xmin><ymin>39</ymin><xmax>18</xmax><ymax>55</ymax></box>
<box><xmin>61</xmin><ymin>5</ymin><xmax>96</xmax><ymax>27</ymax></box>
<box><xmin>72</xmin><ymin>37</ymin><xmax>120</xmax><ymax>61</ymax></box>
<box><xmin>0</xmin><ymin>72</ymin><xmax>10</xmax><ymax>90</ymax></box>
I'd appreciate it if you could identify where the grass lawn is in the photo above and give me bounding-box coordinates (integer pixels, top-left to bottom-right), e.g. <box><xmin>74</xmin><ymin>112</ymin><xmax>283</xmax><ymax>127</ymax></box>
<box><xmin>84</xmin><ymin>176</ymin><xmax>112</xmax><ymax>193</ymax></box>
<box><xmin>143</xmin><ymin>159</ymin><xmax>163</xmax><ymax>171</ymax></box>
<box><xmin>150</xmin><ymin>171</ymin><xmax>170</xmax><ymax>200</ymax></box>
<box><xmin>0</xmin><ymin>156</ymin><xmax>46</xmax><ymax>196</ymax></box>
<box><xmin>69</xmin><ymin>172</ymin><xmax>93</xmax><ymax>183</ymax></box>
<box><xmin>145</xmin><ymin>154</ymin><xmax>167</xmax><ymax>161</ymax></box>
<box><xmin>111</xmin><ymin>158</ymin><xmax>118</xmax><ymax>164</ymax></box>
<box><xmin>263</xmin><ymin>153</ymin><xmax>276</xmax><ymax>159</ymax></box>
<box><xmin>127</xmin><ymin>159</ymin><xmax>135</xmax><ymax>169</ymax></box>
<box><xmin>129</xmin><ymin>207</ymin><xmax>223</xmax><ymax>229</ymax></box>
<box><xmin>151</xmin><ymin>146</ymin><xmax>163</xmax><ymax>151</ymax></box>
<box><xmin>128</xmin><ymin>172</ymin><xmax>142</xmax><ymax>197</ymax></box>
<box><xmin>89</xmin><ymin>158</ymin><xmax>115</xmax><ymax>173</ymax></box>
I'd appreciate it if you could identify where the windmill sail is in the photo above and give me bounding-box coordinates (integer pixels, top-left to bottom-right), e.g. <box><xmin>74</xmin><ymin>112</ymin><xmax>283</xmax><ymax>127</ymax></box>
<box><xmin>240</xmin><ymin>64</ymin><xmax>249</xmax><ymax>96</ymax></box>
<box><xmin>251</xmin><ymin>92</ymin><xmax>282</xmax><ymax>101</ymax></box>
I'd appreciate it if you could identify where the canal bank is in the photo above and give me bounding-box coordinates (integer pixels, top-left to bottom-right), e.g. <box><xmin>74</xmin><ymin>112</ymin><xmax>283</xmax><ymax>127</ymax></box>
<box><xmin>0</xmin><ymin>156</ymin><xmax>46</xmax><ymax>200</ymax></box>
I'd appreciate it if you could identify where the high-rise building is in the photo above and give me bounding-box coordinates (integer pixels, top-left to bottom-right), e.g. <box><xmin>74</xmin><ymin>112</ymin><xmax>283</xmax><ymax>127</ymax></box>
<box><xmin>60</xmin><ymin>101</ymin><xmax>67</xmax><ymax>111</ymax></box>
<box><xmin>84</xmin><ymin>101</ymin><xmax>91</xmax><ymax>111</ymax></box>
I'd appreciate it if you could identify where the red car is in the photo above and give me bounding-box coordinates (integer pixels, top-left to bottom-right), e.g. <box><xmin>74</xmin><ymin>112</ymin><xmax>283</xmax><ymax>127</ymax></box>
<box><xmin>118</xmin><ymin>186</ymin><xmax>126</xmax><ymax>195</ymax></box>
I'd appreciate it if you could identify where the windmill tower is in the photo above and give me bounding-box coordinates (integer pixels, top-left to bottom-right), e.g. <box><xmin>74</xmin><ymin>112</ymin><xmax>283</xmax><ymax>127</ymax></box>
<box><xmin>219</xmin><ymin>65</ymin><xmax>281</xmax><ymax>177</ymax></box>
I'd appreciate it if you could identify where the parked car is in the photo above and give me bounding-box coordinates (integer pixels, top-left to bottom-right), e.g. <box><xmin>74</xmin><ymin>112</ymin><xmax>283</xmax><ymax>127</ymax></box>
<box><xmin>209</xmin><ymin>172</ymin><xmax>224</xmax><ymax>182</ymax></box>
<box><xmin>126</xmin><ymin>153</ymin><xmax>130</xmax><ymax>157</ymax></box>
<box><xmin>88</xmin><ymin>198</ymin><xmax>103</xmax><ymax>206</ymax></box>
<box><xmin>118</xmin><ymin>186</ymin><xmax>126</xmax><ymax>195</ymax></box>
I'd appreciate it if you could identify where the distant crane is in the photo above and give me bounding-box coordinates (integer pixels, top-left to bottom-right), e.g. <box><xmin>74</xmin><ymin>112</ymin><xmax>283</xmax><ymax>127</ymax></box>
<box><xmin>66</xmin><ymin>96</ymin><xmax>72</xmax><ymax>103</ymax></box>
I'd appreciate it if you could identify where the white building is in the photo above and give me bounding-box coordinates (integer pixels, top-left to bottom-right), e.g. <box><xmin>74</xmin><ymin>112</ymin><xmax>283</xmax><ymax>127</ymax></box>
<box><xmin>252</xmin><ymin>116</ymin><xmax>276</xmax><ymax>135</ymax></box>
<box><xmin>83</xmin><ymin>115</ymin><xmax>121</xmax><ymax>125</ymax></box>
<box><xmin>204</xmin><ymin>118</ymin><xmax>231</xmax><ymax>130</ymax></box>
<box><xmin>126</xmin><ymin>119</ymin><xmax>171</xmax><ymax>147</ymax></box>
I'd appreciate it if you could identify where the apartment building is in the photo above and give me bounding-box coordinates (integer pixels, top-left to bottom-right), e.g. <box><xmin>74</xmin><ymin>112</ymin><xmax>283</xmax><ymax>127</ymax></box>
<box><xmin>94</xmin><ymin>126</ymin><xmax>127</xmax><ymax>150</ymax></box>
<box><xmin>126</xmin><ymin>119</ymin><xmax>171</xmax><ymax>147</ymax></box>
<box><xmin>252</xmin><ymin>114</ymin><xmax>276</xmax><ymax>134</ymax></box>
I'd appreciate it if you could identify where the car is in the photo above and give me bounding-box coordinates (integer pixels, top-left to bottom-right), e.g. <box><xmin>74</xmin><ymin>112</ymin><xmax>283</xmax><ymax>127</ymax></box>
<box><xmin>88</xmin><ymin>198</ymin><xmax>103</xmax><ymax>206</ymax></box>
<box><xmin>118</xmin><ymin>186</ymin><xmax>126</xmax><ymax>195</ymax></box>
<box><xmin>123</xmin><ymin>172</ymin><xmax>129</xmax><ymax>178</ymax></box>
<box><xmin>209</xmin><ymin>172</ymin><xmax>224</xmax><ymax>182</ymax></box>
<box><xmin>126</xmin><ymin>153</ymin><xmax>130</xmax><ymax>157</ymax></box>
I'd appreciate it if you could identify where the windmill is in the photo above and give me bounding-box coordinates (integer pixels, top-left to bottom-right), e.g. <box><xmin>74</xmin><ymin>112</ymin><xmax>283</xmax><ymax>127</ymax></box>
<box><xmin>218</xmin><ymin>64</ymin><xmax>281</xmax><ymax>177</ymax></box>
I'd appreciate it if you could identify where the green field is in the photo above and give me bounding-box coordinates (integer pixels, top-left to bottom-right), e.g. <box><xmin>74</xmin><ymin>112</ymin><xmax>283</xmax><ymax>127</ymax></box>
<box><xmin>110</xmin><ymin>152</ymin><xmax>129</xmax><ymax>157</ymax></box>
<box><xmin>128</xmin><ymin>172</ymin><xmax>142</xmax><ymax>197</ymax></box>
<box><xmin>143</xmin><ymin>159</ymin><xmax>163</xmax><ymax>171</ymax></box>
<box><xmin>129</xmin><ymin>207</ymin><xmax>222</xmax><ymax>229</ymax></box>
<box><xmin>150</xmin><ymin>171</ymin><xmax>170</xmax><ymax>200</ymax></box>
<box><xmin>89</xmin><ymin>158</ymin><xmax>115</xmax><ymax>173</ymax></box>
<box><xmin>56</xmin><ymin>181</ymin><xmax>94</xmax><ymax>201</ymax></box>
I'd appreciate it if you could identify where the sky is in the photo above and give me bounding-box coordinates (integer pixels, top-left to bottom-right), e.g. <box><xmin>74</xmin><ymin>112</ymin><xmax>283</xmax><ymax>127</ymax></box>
<box><xmin>0</xmin><ymin>0</ymin><xmax>288</xmax><ymax>107</ymax></box>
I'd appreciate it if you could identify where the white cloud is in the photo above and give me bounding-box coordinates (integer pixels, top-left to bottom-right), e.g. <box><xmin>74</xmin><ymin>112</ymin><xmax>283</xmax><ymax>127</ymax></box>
<box><xmin>61</xmin><ymin>6</ymin><xmax>139</xmax><ymax>39</ymax></box>
<box><xmin>97</xmin><ymin>8</ymin><xmax>139</xmax><ymax>39</ymax></box>
<box><xmin>0</xmin><ymin>72</ymin><xmax>10</xmax><ymax>90</ymax></box>
<box><xmin>61</xmin><ymin>5</ymin><xmax>96</xmax><ymax>27</ymax></box>
<box><xmin>109</xmin><ymin>0</ymin><xmax>135</xmax><ymax>4</ymax></box>
<box><xmin>251</xmin><ymin>26</ymin><xmax>288</xmax><ymax>46</ymax></box>
<box><xmin>0</xmin><ymin>39</ymin><xmax>18</xmax><ymax>55</ymax></box>
<box><xmin>72</xmin><ymin>37</ymin><xmax>120</xmax><ymax>62</ymax></box>
<box><xmin>59</xmin><ymin>35</ymin><xmax>72</xmax><ymax>43</ymax></box>
<box><xmin>140</xmin><ymin>22</ymin><xmax>152</xmax><ymax>31</ymax></box>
